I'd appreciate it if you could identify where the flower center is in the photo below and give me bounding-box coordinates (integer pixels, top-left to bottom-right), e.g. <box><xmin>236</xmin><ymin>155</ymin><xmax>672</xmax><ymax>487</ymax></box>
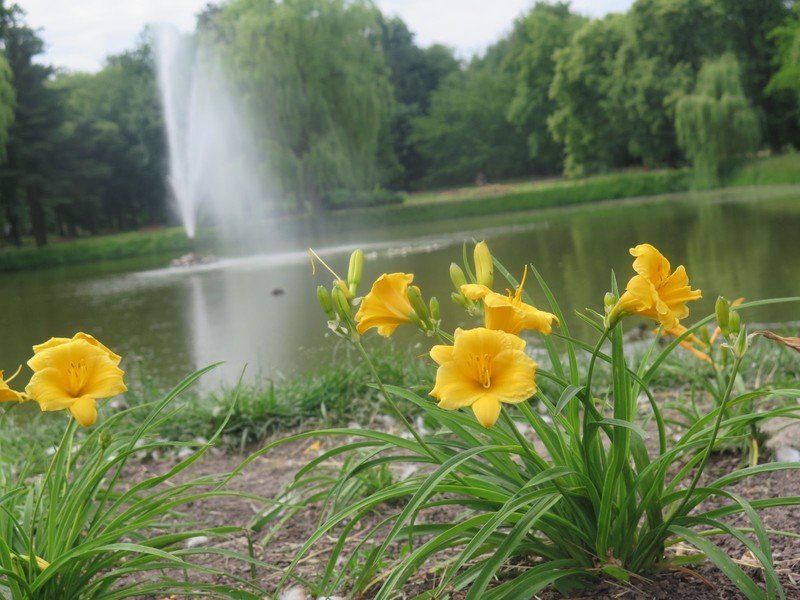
<box><xmin>66</xmin><ymin>360</ymin><xmax>89</xmax><ymax>396</ymax></box>
<box><xmin>468</xmin><ymin>353</ymin><xmax>492</xmax><ymax>388</ymax></box>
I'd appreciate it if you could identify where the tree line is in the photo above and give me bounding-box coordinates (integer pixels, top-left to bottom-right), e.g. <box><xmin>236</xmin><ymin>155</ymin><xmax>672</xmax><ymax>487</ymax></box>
<box><xmin>1</xmin><ymin>0</ymin><xmax>799</xmax><ymax>246</ymax></box>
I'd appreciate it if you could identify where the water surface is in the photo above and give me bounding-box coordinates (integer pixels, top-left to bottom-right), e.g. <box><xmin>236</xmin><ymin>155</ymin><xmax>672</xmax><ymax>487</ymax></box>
<box><xmin>2</xmin><ymin>187</ymin><xmax>798</xmax><ymax>390</ymax></box>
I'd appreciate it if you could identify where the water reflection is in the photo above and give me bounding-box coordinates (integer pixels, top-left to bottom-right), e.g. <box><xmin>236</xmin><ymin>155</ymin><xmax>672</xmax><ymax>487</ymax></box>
<box><xmin>0</xmin><ymin>188</ymin><xmax>798</xmax><ymax>390</ymax></box>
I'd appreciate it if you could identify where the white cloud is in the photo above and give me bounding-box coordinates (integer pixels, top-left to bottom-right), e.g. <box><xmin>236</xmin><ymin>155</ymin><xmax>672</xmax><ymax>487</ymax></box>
<box><xmin>16</xmin><ymin>0</ymin><xmax>634</xmax><ymax>72</ymax></box>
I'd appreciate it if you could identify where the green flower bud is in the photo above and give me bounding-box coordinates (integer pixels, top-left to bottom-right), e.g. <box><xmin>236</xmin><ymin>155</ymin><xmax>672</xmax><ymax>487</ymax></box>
<box><xmin>317</xmin><ymin>285</ymin><xmax>335</xmax><ymax>320</ymax></box>
<box><xmin>407</xmin><ymin>285</ymin><xmax>430</xmax><ymax>327</ymax></box>
<box><xmin>429</xmin><ymin>296</ymin><xmax>440</xmax><ymax>321</ymax></box>
<box><xmin>728</xmin><ymin>310</ymin><xmax>741</xmax><ymax>335</ymax></box>
<box><xmin>604</xmin><ymin>292</ymin><xmax>617</xmax><ymax>308</ymax></box>
<box><xmin>451</xmin><ymin>291</ymin><xmax>470</xmax><ymax>309</ymax></box>
<box><xmin>715</xmin><ymin>296</ymin><xmax>730</xmax><ymax>333</ymax></box>
<box><xmin>449</xmin><ymin>262</ymin><xmax>467</xmax><ymax>291</ymax></box>
<box><xmin>735</xmin><ymin>325</ymin><xmax>748</xmax><ymax>357</ymax></box>
<box><xmin>331</xmin><ymin>286</ymin><xmax>352</xmax><ymax>322</ymax></box>
<box><xmin>347</xmin><ymin>249</ymin><xmax>364</xmax><ymax>294</ymax></box>
<box><xmin>474</xmin><ymin>241</ymin><xmax>494</xmax><ymax>288</ymax></box>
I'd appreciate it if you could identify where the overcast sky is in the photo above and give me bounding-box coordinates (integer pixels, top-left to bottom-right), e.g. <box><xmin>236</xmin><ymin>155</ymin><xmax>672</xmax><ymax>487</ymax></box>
<box><xmin>18</xmin><ymin>0</ymin><xmax>634</xmax><ymax>73</ymax></box>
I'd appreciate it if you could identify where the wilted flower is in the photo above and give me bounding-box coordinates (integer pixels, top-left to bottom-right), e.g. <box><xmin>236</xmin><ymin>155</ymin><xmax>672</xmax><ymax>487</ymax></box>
<box><xmin>429</xmin><ymin>327</ymin><xmax>537</xmax><ymax>427</ymax></box>
<box><xmin>610</xmin><ymin>244</ymin><xmax>701</xmax><ymax>329</ymax></box>
<box><xmin>26</xmin><ymin>337</ymin><xmax>127</xmax><ymax>427</ymax></box>
<box><xmin>355</xmin><ymin>273</ymin><xmax>416</xmax><ymax>337</ymax></box>
<box><xmin>461</xmin><ymin>267</ymin><xmax>558</xmax><ymax>335</ymax></box>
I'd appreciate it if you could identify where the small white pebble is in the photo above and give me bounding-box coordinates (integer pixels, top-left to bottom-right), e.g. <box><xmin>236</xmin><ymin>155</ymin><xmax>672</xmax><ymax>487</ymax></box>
<box><xmin>776</xmin><ymin>446</ymin><xmax>800</xmax><ymax>462</ymax></box>
<box><xmin>279</xmin><ymin>587</ymin><xmax>308</xmax><ymax>600</ymax></box>
<box><xmin>185</xmin><ymin>536</ymin><xmax>209</xmax><ymax>548</ymax></box>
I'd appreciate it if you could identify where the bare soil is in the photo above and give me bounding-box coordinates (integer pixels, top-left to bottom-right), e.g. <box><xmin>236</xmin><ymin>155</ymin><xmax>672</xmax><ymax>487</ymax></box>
<box><xmin>125</xmin><ymin>426</ymin><xmax>800</xmax><ymax>600</ymax></box>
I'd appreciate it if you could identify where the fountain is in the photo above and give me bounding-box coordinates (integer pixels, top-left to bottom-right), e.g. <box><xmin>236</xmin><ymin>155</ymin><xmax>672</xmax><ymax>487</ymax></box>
<box><xmin>153</xmin><ymin>24</ymin><xmax>275</xmax><ymax>252</ymax></box>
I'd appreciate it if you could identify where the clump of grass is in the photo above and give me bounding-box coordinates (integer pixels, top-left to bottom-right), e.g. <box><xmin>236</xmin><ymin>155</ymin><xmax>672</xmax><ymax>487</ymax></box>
<box><xmin>129</xmin><ymin>343</ymin><xmax>435</xmax><ymax>450</ymax></box>
<box><xmin>728</xmin><ymin>151</ymin><xmax>800</xmax><ymax>186</ymax></box>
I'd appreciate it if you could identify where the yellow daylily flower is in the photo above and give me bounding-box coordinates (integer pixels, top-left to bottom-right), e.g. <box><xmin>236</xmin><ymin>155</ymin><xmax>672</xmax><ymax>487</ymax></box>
<box><xmin>429</xmin><ymin>327</ymin><xmax>537</xmax><ymax>427</ymax></box>
<box><xmin>461</xmin><ymin>267</ymin><xmax>558</xmax><ymax>335</ymax></box>
<box><xmin>355</xmin><ymin>273</ymin><xmax>415</xmax><ymax>337</ymax></box>
<box><xmin>611</xmin><ymin>244</ymin><xmax>701</xmax><ymax>329</ymax></box>
<box><xmin>26</xmin><ymin>338</ymin><xmax>127</xmax><ymax>427</ymax></box>
<box><xmin>0</xmin><ymin>367</ymin><xmax>24</xmax><ymax>403</ymax></box>
<box><xmin>29</xmin><ymin>332</ymin><xmax>121</xmax><ymax>370</ymax></box>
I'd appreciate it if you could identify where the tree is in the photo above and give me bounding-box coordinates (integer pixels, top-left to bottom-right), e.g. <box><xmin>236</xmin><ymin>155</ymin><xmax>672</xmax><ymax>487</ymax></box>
<box><xmin>211</xmin><ymin>0</ymin><xmax>397</xmax><ymax>211</ymax></box>
<box><xmin>675</xmin><ymin>54</ymin><xmax>760</xmax><ymax>187</ymax></box>
<box><xmin>548</xmin><ymin>14</ymin><xmax>631</xmax><ymax>177</ymax></box>
<box><xmin>505</xmin><ymin>2</ymin><xmax>586</xmax><ymax>174</ymax></box>
<box><xmin>379</xmin><ymin>16</ymin><xmax>459</xmax><ymax>187</ymax></box>
<box><xmin>0</xmin><ymin>6</ymin><xmax>62</xmax><ymax>247</ymax></box>
<box><xmin>411</xmin><ymin>41</ymin><xmax>532</xmax><ymax>186</ymax></box>
<box><xmin>50</xmin><ymin>39</ymin><xmax>166</xmax><ymax>235</ymax></box>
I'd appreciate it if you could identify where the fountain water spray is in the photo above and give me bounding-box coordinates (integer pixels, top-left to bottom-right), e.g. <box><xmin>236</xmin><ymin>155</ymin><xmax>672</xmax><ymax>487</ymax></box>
<box><xmin>153</xmin><ymin>24</ymin><xmax>274</xmax><ymax>245</ymax></box>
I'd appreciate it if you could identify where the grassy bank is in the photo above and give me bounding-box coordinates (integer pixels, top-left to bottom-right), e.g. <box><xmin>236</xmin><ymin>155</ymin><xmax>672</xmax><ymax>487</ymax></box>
<box><xmin>1</xmin><ymin>153</ymin><xmax>798</xmax><ymax>273</ymax></box>
<box><xmin>0</xmin><ymin>227</ymin><xmax>190</xmax><ymax>272</ymax></box>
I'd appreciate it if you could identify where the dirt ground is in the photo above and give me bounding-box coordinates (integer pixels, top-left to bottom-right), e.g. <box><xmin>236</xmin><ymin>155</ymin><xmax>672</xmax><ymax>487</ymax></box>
<box><xmin>123</xmin><ymin>414</ymin><xmax>800</xmax><ymax>600</ymax></box>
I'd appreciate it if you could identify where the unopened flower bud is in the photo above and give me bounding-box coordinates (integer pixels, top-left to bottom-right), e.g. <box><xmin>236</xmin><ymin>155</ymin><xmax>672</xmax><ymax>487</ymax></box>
<box><xmin>735</xmin><ymin>325</ymin><xmax>748</xmax><ymax>356</ymax></box>
<box><xmin>449</xmin><ymin>263</ymin><xmax>467</xmax><ymax>291</ymax></box>
<box><xmin>474</xmin><ymin>241</ymin><xmax>494</xmax><ymax>288</ymax></box>
<box><xmin>347</xmin><ymin>249</ymin><xmax>364</xmax><ymax>296</ymax></box>
<box><xmin>429</xmin><ymin>296</ymin><xmax>440</xmax><ymax>321</ymax></box>
<box><xmin>407</xmin><ymin>285</ymin><xmax>430</xmax><ymax>327</ymax></box>
<box><xmin>331</xmin><ymin>286</ymin><xmax>352</xmax><ymax>321</ymax></box>
<box><xmin>335</xmin><ymin>279</ymin><xmax>352</xmax><ymax>300</ymax></box>
<box><xmin>451</xmin><ymin>291</ymin><xmax>470</xmax><ymax>309</ymax></box>
<box><xmin>604</xmin><ymin>292</ymin><xmax>617</xmax><ymax>308</ymax></box>
<box><xmin>715</xmin><ymin>296</ymin><xmax>730</xmax><ymax>333</ymax></box>
<box><xmin>317</xmin><ymin>285</ymin><xmax>335</xmax><ymax>320</ymax></box>
<box><xmin>728</xmin><ymin>311</ymin><xmax>741</xmax><ymax>335</ymax></box>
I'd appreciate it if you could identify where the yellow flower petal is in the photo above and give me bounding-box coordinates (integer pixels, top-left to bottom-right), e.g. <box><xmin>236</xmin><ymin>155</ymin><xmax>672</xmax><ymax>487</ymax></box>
<box><xmin>471</xmin><ymin>396</ymin><xmax>502</xmax><ymax>427</ymax></box>
<box><xmin>355</xmin><ymin>273</ymin><xmax>415</xmax><ymax>337</ymax></box>
<box><xmin>460</xmin><ymin>283</ymin><xmax>492</xmax><ymax>301</ymax></box>
<box><xmin>430</xmin><ymin>344</ymin><xmax>454</xmax><ymax>365</ymax></box>
<box><xmin>69</xmin><ymin>397</ymin><xmax>98</xmax><ymax>427</ymax></box>
<box><xmin>490</xmin><ymin>349</ymin><xmax>538</xmax><ymax>403</ymax></box>
<box><xmin>30</xmin><ymin>332</ymin><xmax>122</xmax><ymax>370</ymax></box>
<box><xmin>0</xmin><ymin>370</ymin><xmax>23</xmax><ymax>403</ymax></box>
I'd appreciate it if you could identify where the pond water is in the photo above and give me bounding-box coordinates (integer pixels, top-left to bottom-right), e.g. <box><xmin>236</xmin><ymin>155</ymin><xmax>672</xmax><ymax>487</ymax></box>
<box><xmin>1</xmin><ymin>186</ymin><xmax>799</xmax><ymax>391</ymax></box>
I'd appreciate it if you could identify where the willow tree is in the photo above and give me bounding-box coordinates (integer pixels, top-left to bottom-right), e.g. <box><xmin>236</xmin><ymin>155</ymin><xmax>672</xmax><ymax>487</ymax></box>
<box><xmin>675</xmin><ymin>54</ymin><xmax>760</xmax><ymax>187</ymax></box>
<box><xmin>209</xmin><ymin>0</ymin><xmax>397</xmax><ymax>212</ymax></box>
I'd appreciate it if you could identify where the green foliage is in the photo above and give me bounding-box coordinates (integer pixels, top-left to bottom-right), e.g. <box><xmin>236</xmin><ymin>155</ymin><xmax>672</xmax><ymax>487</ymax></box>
<box><xmin>675</xmin><ymin>54</ymin><xmax>761</xmax><ymax>187</ymax></box>
<box><xmin>0</xmin><ymin>367</ymin><xmax>264</xmax><ymax>599</ymax></box>
<box><xmin>50</xmin><ymin>41</ymin><xmax>167</xmax><ymax>234</ymax></box>
<box><xmin>0</xmin><ymin>227</ymin><xmax>190</xmax><ymax>273</ymax></box>
<box><xmin>0</xmin><ymin>53</ymin><xmax>15</xmax><ymax>162</ymax></box>
<box><xmin>145</xmin><ymin>343</ymin><xmax>434</xmax><ymax>449</ymax></box>
<box><xmin>506</xmin><ymin>2</ymin><xmax>586</xmax><ymax>174</ymax></box>
<box><xmin>548</xmin><ymin>15</ymin><xmax>631</xmax><ymax>177</ymax></box>
<box><xmin>379</xmin><ymin>16</ymin><xmax>459</xmax><ymax>187</ymax></box>
<box><xmin>411</xmin><ymin>42</ymin><xmax>532</xmax><ymax>186</ymax></box>
<box><xmin>211</xmin><ymin>0</ymin><xmax>397</xmax><ymax>211</ymax></box>
<box><xmin>729</xmin><ymin>152</ymin><xmax>800</xmax><ymax>186</ymax></box>
<box><xmin>253</xmin><ymin>251</ymin><xmax>800</xmax><ymax>598</ymax></box>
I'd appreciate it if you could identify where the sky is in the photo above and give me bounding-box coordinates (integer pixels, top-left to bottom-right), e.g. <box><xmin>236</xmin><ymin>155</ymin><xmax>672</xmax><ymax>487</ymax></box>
<box><xmin>18</xmin><ymin>0</ymin><xmax>635</xmax><ymax>73</ymax></box>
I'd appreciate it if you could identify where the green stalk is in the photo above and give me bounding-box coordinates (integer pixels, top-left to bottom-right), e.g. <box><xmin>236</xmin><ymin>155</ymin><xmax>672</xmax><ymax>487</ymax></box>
<box><xmin>354</xmin><ymin>339</ymin><xmax>439</xmax><ymax>464</ymax></box>
<box><xmin>634</xmin><ymin>353</ymin><xmax>744</xmax><ymax>571</ymax></box>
